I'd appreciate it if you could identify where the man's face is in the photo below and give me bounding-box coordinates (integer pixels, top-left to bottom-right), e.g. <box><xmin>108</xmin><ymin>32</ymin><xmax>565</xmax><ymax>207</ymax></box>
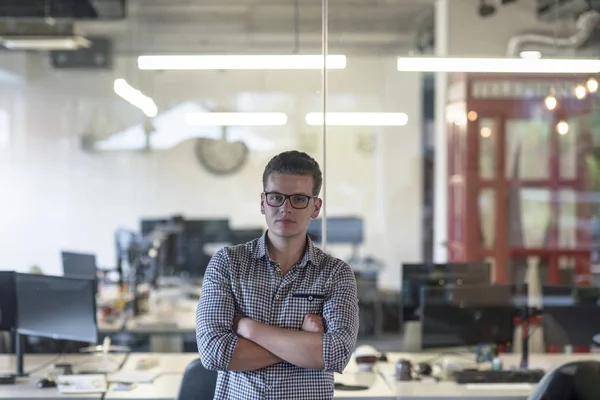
<box><xmin>261</xmin><ymin>173</ymin><xmax>322</xmax><ymax>238</ymax></box>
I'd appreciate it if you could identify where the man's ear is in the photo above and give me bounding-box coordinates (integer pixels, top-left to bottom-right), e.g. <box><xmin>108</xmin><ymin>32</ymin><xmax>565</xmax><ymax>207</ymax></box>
<box><xmin>311</xmin><ymin>198</ymin><xmax>322</xmax><ymax>219</ymax></box>
<box><xmin>260</xmin><ymin>193</ymin><xmax>266</xmax><ymax>215</ymax></box>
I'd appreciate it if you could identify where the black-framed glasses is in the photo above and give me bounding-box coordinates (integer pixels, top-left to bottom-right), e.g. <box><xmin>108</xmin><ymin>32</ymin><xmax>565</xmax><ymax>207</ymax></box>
<box><xmin>263</xmin><ymin>191</ymin><xmax>316</xmax><ymax>209</ymax></box>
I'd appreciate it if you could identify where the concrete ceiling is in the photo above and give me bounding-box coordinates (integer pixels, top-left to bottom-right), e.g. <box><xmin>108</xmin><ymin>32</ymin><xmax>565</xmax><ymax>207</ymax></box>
<box><xmin>76</xmin><ymin>0</ymin><xmax>435</xmax><ymax>55</ymax></box>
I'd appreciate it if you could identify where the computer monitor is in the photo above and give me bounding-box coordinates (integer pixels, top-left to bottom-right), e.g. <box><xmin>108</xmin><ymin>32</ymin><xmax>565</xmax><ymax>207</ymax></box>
<box><xmin>200</xmin><ymin>219</ymin><xmax>232</xmax><ymax>243</ymax></box>
<box><xmin>232</xmin><ymin>228</ymin><xmax>264</xmax><ymax>244</ymax></box>
<box><xmin>401</xmin><ymin>262</ymin><xmax>492</xmax><ymax>322</ymax></box>
<box><xmin>542</xmin><ymin>285</ymin><xmax>600</xmax><ymax>348</ymax></box>
<box><xmin>14</xmin><ymin>273</ymin><xmax>98</xmax><ymax>376</ymax></box>
<box><xmin>61</xmin><ymin>251</ymin><xmax>97</xmax><ymax>280</ymax></box>
<box><xmin>420</xmin><ymin>284</ymin><xmax>516</xmax><ymax>349</ymax></box>
<box><xmin>0</xmin><ymin>271</ymin><xmax>16</xmax><ymax>331</ymax></box>
<box><xmin>140</xmin><ymin>218</ymin><xmax>168</xmax><ymax>236</ymax></box>
<box><xmin>307</xmin><ymin>217</ymin><xmax>364</xmax><ymax>245</ymax></box>
<box><xmin>15</xmin><ymin>273</ymin><xmax>98</xmax><ymax>343</ymax></box>
<box><xmin>178</xmin><ymin>219</ymin><xmax>232</xmax><ymax>278</ymax></box>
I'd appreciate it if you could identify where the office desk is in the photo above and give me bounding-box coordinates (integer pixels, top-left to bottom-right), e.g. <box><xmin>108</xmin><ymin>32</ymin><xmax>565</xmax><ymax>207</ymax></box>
<box><xmin>0</xmin><ymin>353</ymin><xmax>127</xmax><ymax>400</ymax></box>
<box><xmin>104</xmin><ymin>370</ymin><xmax>394</xmax><ymax>400</ymax></box>
<box><xmin>106</xmin><ymin>374</ymin><xmax>182</xmax><ymax>400</ymax></box>
<box><xmin>120</xmin><ymin>353</ymin><xmax>198</xmax><ymax>374</ymax></box>
<box><xmin>7</xmin><ymin>352</ymin><xmax>600</xmax><ymax>400</ymax></box>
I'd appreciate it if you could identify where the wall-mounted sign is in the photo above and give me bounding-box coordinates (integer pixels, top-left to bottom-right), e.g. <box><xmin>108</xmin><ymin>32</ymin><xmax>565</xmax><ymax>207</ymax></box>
<box><xmin>471</xmin><ymin>80</ymin><xmax>581</xmax><ymax>99</ymax></box>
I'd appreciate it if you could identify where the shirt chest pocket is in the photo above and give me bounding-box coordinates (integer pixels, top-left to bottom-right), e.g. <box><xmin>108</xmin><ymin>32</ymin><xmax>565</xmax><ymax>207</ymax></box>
<box><xmin>284</xmin><ymin>293</ymin><xmax>326</xmax><ymax>329</ymax></box>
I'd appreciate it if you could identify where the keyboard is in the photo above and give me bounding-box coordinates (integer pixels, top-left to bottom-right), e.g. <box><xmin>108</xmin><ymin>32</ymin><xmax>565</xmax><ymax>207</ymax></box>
<box><xmin>453</xmin><ymin>369</ymin><xmax>545</xmax><ymax>384</ymax></box>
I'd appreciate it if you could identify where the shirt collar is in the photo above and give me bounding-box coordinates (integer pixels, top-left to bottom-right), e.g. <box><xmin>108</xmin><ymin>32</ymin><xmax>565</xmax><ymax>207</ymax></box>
<box><xmin>254</xmin><ymin>230</ymin><xmax>318</xmax><ymax>267</ymax></box>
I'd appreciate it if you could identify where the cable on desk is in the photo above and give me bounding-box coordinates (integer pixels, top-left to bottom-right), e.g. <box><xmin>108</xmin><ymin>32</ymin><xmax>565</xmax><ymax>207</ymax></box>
<box><xmin>116</xmin><ymin>351</ymin><xmax>132</xmax><ymax>371</ymax></box>
<box><xmin>25</xmin><ymin>352</ymin><xmax>65</xmax><ymax>376</ymax></box>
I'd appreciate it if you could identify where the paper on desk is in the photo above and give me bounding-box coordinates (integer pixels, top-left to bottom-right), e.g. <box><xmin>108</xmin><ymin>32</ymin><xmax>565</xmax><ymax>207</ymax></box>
<box><xmin>108</xmin><ymin>367</ymin><xmax>163</xmax><ymax>383</ymax></box>
<box><xmin>465</xmin><ymin>383</ymin><xmax>534</xmax><ymax>390</ymax></box>
<box><xmin>57</xmin><ymin>374</ymin><xmax>107</xmax><ymax>394</ymax></box>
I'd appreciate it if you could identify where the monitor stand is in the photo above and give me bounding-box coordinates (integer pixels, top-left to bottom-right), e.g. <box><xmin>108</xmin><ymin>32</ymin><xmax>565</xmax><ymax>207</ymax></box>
<box><xmin>518</xmin><ymin>306</ymin><xmax>530</xmax><ymax>370</ymax></box>
<box><xmin>14</xmin><ymin>333</ymin><xmax>27</xmax><ymax>377</ymax></box>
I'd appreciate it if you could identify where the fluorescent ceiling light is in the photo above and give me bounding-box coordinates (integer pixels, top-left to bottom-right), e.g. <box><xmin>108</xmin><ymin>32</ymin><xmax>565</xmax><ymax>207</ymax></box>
<box><xmin>93</xmin><ymin>101</ymin><xmax>275</xmax><ymax>152</ymax></box>
<box><xmin>186</xmin><ymin>112</ymin><xmax>288</xmax><ymax>126</ymax></box>
<box><xmin>138</xmin><ymin>55</ymin><xmax>346</xmax><ymax>70</ymax></box>
<box><xmin>0</xmin><ymin>35</ymin><xmax>90</xmax><ymax>50</ymax></box>
<box><xmin>113</xmin><ymin>79</ymin><xmax>158</xmax><ymax>118</ymax></box>
<box><xmin>396</xmin><ymin>57</ymin><xmax>600</xmax><ymax>73</ymax></box>
<box><xmin>305</xmin><ymin>112</ymin><xmax>408</xmax><ymax>126</ymax></box>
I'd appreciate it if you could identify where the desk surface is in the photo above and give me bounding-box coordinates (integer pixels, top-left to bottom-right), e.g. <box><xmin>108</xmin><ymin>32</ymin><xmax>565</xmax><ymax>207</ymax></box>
<box><xmin>0</xmin><ymin>353</ymin><xmax>127</xmax><ymax>400</ymax></box>
<box><xmin>3</xmin><ymin>352</ymin><xmax>600</xmax><ymax>400</ymax></box>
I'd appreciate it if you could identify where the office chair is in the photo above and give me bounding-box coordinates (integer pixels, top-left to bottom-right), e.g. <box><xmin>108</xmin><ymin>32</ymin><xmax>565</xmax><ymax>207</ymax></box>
<box><xmin>527</xmin><ymin>360</ymin><xmax>600</xmax><ymax>400</ymax></box>
<box><xmin>177</xmin><ymin>358</ymin><xmax>218</xmax><ymax>400</ymax></box>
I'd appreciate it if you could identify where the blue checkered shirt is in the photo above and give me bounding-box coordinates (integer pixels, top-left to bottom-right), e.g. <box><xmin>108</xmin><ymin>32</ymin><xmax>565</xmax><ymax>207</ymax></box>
<box><xmin>196</xmin><ymin>233</ymin><xmax>359</xmax><ymax>400</ymax></box>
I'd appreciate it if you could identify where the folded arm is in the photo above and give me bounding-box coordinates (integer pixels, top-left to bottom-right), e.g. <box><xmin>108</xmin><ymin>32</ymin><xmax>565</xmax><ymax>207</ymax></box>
<box><xmin>195</xmin><ymin>249</ymin><xmax>281</xmax><ymax>372</ymax></box>
<box><xmin>238</xmin><ymin>319</ymin><xmax>324</xmax><ymax>369</ymax></box>
<box><xmin>238</xmin><ymin>262</ymin><xmax>359</xmax><ymax>372</ymax></box>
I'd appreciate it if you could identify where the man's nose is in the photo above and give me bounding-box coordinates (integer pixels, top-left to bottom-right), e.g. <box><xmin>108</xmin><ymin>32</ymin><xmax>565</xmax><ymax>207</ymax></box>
<box><xmin>280</xmin><ymin>198</ymin><xmax>294</xmax><ymax>213</ymax></box>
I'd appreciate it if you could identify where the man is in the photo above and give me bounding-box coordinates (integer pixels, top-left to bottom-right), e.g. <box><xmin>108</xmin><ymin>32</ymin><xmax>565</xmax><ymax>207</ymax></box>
<box><xmin>196</xmin><ymin>150</ymin><xmax>359</xmax><ymax>400</ymax></box>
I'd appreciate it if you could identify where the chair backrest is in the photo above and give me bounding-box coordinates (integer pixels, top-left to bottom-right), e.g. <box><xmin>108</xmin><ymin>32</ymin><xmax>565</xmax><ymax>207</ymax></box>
<box><xmin>177</xmin><ymin>358</ymin><xmax>218</xmax><ymax>400</ymax></box>
<box><xmin>527</xmin><ymin>360</ymin><xmax>600</xmax><ymax>400</ymax></box>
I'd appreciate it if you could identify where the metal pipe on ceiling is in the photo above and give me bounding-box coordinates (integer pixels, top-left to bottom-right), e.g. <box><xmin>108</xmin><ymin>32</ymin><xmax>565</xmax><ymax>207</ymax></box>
<box><xmin>506</xmin><ymin>9</ymin><xmax>600</xmax><ymax>56</ymax></box>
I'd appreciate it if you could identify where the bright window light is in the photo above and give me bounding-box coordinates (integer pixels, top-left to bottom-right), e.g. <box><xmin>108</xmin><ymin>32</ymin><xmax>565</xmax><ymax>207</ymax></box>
<box><xmin>396</xmin><ymin>57</ymin><xmax>600</xmax><ymax>73</ymax></box>
<box><xmin>113</xmin><ymin>79</ymin><xmax>158</xmax><ymax>118</ymax></box>
<box><xmin>186</xmin><ymin>112</ymin><xmax>288</xmax><ymax>126</ymax></box>
<box><xmin>138</xmin><ymin>55</ymin><xmax>347</xmax><ymax>70</ymax></box>
<box><xmin>305</xmin><ymin>112</ymin><xmax>408</xmax><ymax>126</ymax></box>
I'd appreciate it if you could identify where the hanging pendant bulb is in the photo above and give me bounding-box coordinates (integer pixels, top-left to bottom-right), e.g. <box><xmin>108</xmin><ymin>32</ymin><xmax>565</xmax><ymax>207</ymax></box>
<box><xmin>544</xmin><ymin>92</ymin><xmax>558</xmax><ymax>110</ymax></box>
<box><xmin>557</xmin><ymin>120</ymin><xmax>569</xmax><ymax>135</ymax></box>
<box><xmin>575</xmin><ymin>84</ymin><xmax>587</xmax><ymax>99</ymax></box>
<box><xmin>586</xmin><ymin>77</ymin><xmax>598</xmax><ymax>93</ymax></box>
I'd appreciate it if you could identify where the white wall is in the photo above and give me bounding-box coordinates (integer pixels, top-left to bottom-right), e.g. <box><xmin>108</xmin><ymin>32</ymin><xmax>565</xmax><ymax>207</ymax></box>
<box><xmin>0</xmin><ymin>54</ymin><xmax>422</xmax><ymax>290</ymax></box>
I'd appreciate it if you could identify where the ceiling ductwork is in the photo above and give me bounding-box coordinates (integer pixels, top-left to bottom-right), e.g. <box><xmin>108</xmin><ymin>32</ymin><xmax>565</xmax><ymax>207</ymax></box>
<box><xmin>506</xmin><ymin>9</ymin><xmax>600</xmax><ymax>56</ymax></box>
<box><xmin>536</xmin><ymin>0</ymin><xmax>600</xmax><ymax>21</ymax></box>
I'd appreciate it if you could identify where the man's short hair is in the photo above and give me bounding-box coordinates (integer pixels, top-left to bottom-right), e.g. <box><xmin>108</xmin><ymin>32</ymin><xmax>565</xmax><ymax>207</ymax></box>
<box><xmin>262</xmin><ymin>151</ymin><xmax>323</xmax><ymax>196</ymax></box>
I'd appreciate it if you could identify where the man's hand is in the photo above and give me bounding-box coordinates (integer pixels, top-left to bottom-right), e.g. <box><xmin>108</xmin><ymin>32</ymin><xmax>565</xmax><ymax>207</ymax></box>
<box><xmin>302</xmin><ymin>314</ymin><xmax>324</xmax><ymax>333</ymax></box>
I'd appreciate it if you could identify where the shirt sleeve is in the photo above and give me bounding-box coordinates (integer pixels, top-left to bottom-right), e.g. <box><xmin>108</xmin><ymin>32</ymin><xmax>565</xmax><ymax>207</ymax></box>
<box><xmin>195</xmin><ymin>248</ymin><xmax>239</xmax><ymax>371</ymax></box>
<box><xmin>321</xmin><ymin>261</ymin><xmax>359</xmax><ymax>373</ymax></box>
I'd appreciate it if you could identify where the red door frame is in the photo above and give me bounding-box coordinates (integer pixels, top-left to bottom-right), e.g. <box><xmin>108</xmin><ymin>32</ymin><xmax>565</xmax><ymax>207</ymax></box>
<box><xmin>454</xmin><ymin>73</ymin><xmax>593</xmax><ymax>284</ymax></box>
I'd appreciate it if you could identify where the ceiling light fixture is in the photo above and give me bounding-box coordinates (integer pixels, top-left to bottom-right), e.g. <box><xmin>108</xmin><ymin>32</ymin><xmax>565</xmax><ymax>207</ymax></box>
<box><xmin>396</xmin><ymin>57</ymin><xmax>600</xmax><ymax>74</ymax></box>
<box><xmin>0</xmin><ymin>35</ymin><xmax>90</xmax><ymax>51</ymax></box>
<box><xmin>185</xmin><ymin>112</ymin><xmax>288</xmax><ymax>126</ymax></box>
<box><xmin>305</xmin><ymin>112</ymin><xmax>408</xmax><ymax>126</ymax></box>
<box><xmin>138</xmin><ymin>55</ymin><xmax>347</xmax><ymax>70</ymax></box>
<box><xmin>519</xmin><ymin>50</ymin><xmax>542</xmax><ymax>59</ymax></box>
<box><xmin>113</xmin><ymin>79</ymin><xmax>158</xmax><ymax>118</ymax></box>
<box><xmin>586</xmin><ymin>77</ymin><xmax>599</xmax><ymax>93</ymax></box>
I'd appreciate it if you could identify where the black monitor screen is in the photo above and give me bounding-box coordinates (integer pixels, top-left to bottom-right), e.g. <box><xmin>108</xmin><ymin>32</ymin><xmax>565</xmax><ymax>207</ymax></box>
<box><xmin>542</xmin><ymin>285</ymin><xmax>600</xmax><ymax>347</ymax></box>
<box><xmin>232</xmin><ymin>228</ymin><xmax>264</xmax><ymax>245</ymax></box>
<box><xmin>307</xmin><ymin>217</ymin><xmax>364</xmax><ymax>245</ymax></box>
<box><xmin>15</xmin><ymin>273</ymin><xmax>97</xmax><ymax>343</ymax></box>
<box><xmin>447</xmin><ymin>262</ymin><xmax>491</xmax><ymax>285</ymax></box>
<box><xmin>420</xmin><ymin>285</ymin><xmax>515</xmax><ymax>349</ymax></box>
<box><xmin>0</xmin><ymin>271</ymin><xmax>16</xmax><ymax>331</ymax></box>
<box><xmin>200</xmin><ymin>219</ymin><xmax>232</xmax><ymax>243</ymax></box>
<box><xmin>141</xmin><ymin>219</ymin><xmax>168</xmax><ymax>236</ymax></box>
<box><xmin>401</xmin><ymin>262</ymin><xmax>492</xmax><ymax>321</ymax></box>
<box><xmin>61</xmin><ymin>251</ymin><xmax>97</xmax><ymax>280</ymax></box>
